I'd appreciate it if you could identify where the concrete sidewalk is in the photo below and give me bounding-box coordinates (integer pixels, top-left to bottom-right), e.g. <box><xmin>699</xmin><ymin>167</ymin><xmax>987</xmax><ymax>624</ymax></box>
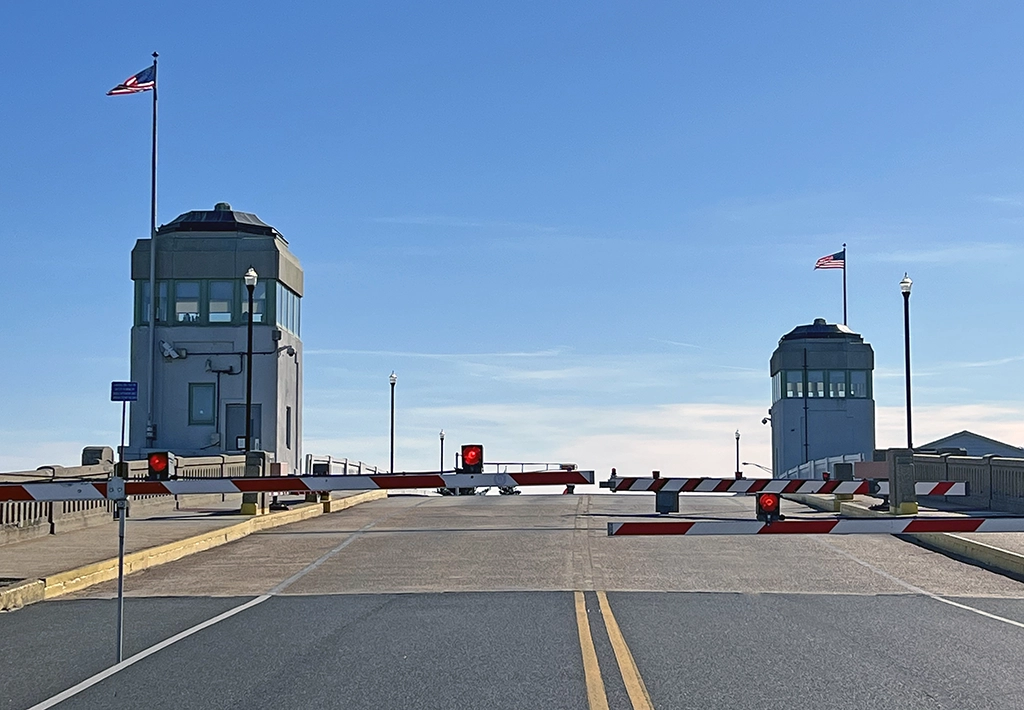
<box><xmin>788</xmin><ymin>492</ymin><xmax>1024</xmax><ymax>580</ymax></box>
<box><xmin>0</xmin><ymin>491</ymin><xmax>386</xmax><ymax>611</ymax></box>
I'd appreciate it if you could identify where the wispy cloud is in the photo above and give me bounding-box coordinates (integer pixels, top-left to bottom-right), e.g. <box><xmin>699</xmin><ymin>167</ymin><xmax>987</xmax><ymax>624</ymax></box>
<box><xmin>975</xmin><ymin>194</ymin><xmax>1024</xmax><ymax>208</ymax></box>
<box><xmin>649</xmin><ymin>337</ymin><xmax>702</xmax><ymax>349</ymax></box>
<box><xmin>368</xmin><ymin>215</ymin><xmax>561</xmax><ymax>232</ymax></box>
<box><xmin>864</xmin><ymin>243</ymin><xmax>1019</xmax><ymax>264</ymax></box>
<box><xmin>305</xmin><ymin>348</ymin><xmax>566</xmax><ymax>359</ymax></box>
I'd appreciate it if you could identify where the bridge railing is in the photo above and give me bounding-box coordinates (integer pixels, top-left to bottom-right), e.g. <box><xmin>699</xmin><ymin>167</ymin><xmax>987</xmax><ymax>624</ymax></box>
<box><xmin>1</xmin><ymin>453</ymin><xmax>250</xmax><ymax>543</ymax></box>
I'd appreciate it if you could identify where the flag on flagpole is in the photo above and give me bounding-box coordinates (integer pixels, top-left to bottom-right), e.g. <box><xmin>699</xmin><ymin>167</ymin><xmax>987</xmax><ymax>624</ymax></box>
<box><xmin>107</xmin><ymin>65</ymin><xmax>156</xmax><ymax>95</ymax></box>
<box><xmin>814</xmin><ymin>249</ymin><xmax>846</xmax><ymax>270</ymax></box>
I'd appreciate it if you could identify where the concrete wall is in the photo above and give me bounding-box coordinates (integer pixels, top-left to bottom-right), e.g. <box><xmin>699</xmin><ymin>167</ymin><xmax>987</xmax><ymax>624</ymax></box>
<box><xmin>909</xmin><ymin>452</ymin><xmax>1024</xmax><ymax>513</ymax></box>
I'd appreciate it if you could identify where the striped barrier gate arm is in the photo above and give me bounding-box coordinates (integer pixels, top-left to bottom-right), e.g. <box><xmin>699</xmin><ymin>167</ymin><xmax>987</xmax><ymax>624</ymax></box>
<box><xmin>0</xmin><ymin>470</ymin><xmax>595</xmax><ymax>502</ymax></box>
<box><xmin>607</xmin><ymin>516</ymin><xmax>1023</xmax><ymax>536</ymax></box>
<box><xmin>603</xmin><ymin>477</ymin><xmax>968</xmax><ymax>497</ymax></box>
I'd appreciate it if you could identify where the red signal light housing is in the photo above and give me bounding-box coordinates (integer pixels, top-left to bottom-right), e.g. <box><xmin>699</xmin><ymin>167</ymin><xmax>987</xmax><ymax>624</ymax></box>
<box><xmin>461</xmin><ymin>445</ymin><xmax>483</xmax><ymax>474</ymax></box>
<box><xmin>756</xmin><ymin>492</ymin><xmax>781</xmax><ymax>523</ymax></box>
<box><xmin>147</xmin><ymin>451</ymin><xmax>176</xmax><ymax>480</ymax></box>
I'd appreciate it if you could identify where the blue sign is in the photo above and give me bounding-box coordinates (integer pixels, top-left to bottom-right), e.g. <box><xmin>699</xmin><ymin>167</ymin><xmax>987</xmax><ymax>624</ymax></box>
<box><xmin>110</xmin><ymin>381</ymin><xmax>139</xmax><ymax>402</ymax></box>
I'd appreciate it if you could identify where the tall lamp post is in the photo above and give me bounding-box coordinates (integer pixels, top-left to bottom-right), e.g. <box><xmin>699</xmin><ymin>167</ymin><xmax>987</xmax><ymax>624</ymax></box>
<box><xmin>734</xmin><ymin>430</ymin><xmax>742</xmax><ymax>479</ymax></box>
<box><xmin>439</xmin><ymin>429</ymin><xmax>445</xmax><ymax>473</ymax></box>
<box><xmin>389</xmin><ymin>371</ymin><xmax>397</xmax><ymax>473</ymax></box>
<box><xmin>244</xmin><ymin>267</ymin><xmax>258</xmax><ymax>453</ymax></box>
<box><xmin>900</xmin><ymin>273</ymin><xmax>913</xmax><ymax>449</ymax></box>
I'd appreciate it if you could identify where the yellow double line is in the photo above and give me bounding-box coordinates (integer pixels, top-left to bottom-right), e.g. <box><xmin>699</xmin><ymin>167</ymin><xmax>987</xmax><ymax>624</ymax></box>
<box><xmin>574</xmin><ymin>590</ymin><xmax>654</xmax><ymax>710</ymax></box>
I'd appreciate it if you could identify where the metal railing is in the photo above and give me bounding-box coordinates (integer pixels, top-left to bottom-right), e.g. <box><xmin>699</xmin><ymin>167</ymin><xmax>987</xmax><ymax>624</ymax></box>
<box><xmin>304</xmin><ymin>455</ymin><xmax>381</xmax><ymax>476</ymax></box>
<box><xmin>1</xmin><ymin>454</ymin><xmax>250</xmax><ymax>539</ymax></box>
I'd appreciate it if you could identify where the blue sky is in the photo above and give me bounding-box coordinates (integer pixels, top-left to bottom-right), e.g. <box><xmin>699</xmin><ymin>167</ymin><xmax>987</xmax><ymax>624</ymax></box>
<box><xmin>2</xmin><ymin>2</ymin><xmax>1024</xmax><ymax>476</ymax></box>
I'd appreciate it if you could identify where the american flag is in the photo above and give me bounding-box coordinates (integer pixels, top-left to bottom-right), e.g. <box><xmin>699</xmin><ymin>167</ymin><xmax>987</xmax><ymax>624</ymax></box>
<box><xmin>107</xmin><ymin>65</ymin><xmax>155</xmax><ymax>95</ymax></box>
<box><xmin>814</xmin><ymin>249</ymin><xmax>845</xmax><ymax>270</ymax></box>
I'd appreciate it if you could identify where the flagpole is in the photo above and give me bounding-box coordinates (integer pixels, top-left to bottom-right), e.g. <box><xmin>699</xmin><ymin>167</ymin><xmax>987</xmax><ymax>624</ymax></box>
<box><xmin>839</xmin><ymin>240</ymin><xmax>847</xmax><ymax>323</ymax></box>
<box><xmin>146</xmin><ymin>52</ymin><xmax>159</xmax><ymax>445</ymax></box>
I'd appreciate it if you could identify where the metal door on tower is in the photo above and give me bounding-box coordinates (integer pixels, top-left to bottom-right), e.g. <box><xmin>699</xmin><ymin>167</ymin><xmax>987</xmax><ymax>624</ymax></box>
<box><xmin>225</xmin><ymin>404</ymin><xmax>261</xmax><ymax>451</ymax></box>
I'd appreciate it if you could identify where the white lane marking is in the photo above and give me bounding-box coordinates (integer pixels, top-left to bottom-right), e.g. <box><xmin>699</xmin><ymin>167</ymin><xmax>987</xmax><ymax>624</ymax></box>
<box><xmin>816</xmin><ymin>538</ymin><xmax>1024</xmax><ymax>630</ymax></box>
<box><xmin>29</xmin><ymin>498</ymin><xmax>425</xmax><ymax>709</ymax></box>
<box><xmin>26</xmin><ymin>595</ymin><xmax>270</xmax><ymax>710</ymax></box>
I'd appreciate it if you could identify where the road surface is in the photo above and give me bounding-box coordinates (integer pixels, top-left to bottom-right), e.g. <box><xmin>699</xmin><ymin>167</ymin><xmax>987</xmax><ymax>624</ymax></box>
<box><xmin>4</xmin><ymin>494</ymin><xmax>1024</xmax><ymax>709</ymax></box>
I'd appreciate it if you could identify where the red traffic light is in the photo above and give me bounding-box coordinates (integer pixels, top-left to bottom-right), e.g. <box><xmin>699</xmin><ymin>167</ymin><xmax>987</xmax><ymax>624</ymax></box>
<box><xmin>462</xmin><ymin>445</ymin><xmax>482</xmax><ymax>466</ymax></box>
<box><xmin>148</xmin><ymin>452</ymin><xmax>168</xmax><ymax>473</ymax></box>
<box><xmin>758</xmin><ymin>492</ymin><xmax>780</xmax><ymax>512</ymax></box>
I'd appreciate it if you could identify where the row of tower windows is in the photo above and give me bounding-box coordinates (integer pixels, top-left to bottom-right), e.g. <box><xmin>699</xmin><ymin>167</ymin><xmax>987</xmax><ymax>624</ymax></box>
<box><xmin>136</xmin><ymin>279</ymin><xmax>300</xmax><ymax>335</ymax></box>
<box><xmin>771</xmin><ymin>370</ymin><xmax>871</xmax><ymax>403</ymax></box>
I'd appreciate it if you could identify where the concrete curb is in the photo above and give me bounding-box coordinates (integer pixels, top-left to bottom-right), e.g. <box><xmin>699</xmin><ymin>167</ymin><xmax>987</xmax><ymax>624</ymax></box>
<box><xmin>1</xmin><ymin>489</ymin><xmax>387</xmax><ymax>612</ymax></box>
<box><xmin>786</xmin><ymin>493</ymin><xmax>1024</xmax><ymax>581</ymax></box>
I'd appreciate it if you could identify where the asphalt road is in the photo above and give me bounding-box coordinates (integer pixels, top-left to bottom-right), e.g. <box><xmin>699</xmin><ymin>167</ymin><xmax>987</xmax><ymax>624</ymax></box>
<box><xmin>5</xmin><ymin>494</ymin><xmax>1024</xmax><ymax>709</ymax></box>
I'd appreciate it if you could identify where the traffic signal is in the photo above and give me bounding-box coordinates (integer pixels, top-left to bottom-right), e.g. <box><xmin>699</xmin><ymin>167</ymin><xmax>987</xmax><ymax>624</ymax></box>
<box><xmin>756</xmin><ymin>492</ymin><xmax>782</xmax><ymax>524</ymax></box>
<box><xmin>461</xmin><ymin>444</ymin><xmax>483</xmax><ymax>474</ymax></box>
<box><xmin>147</xmin><ymin>451</ymin><xmax>176</xmax><ymax>480</ymax></box>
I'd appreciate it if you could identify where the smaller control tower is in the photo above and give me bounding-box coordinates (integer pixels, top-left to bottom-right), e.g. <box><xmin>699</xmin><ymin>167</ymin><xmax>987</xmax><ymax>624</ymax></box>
<box><xmin>769</xmin><ymin>318</ymin><xmax>875</xmax><ymax>477</ymax></box>
<box><xmin>126</xmin><ymin>203</ymin><xmax>303</xmax><ymax>473</ymax></box>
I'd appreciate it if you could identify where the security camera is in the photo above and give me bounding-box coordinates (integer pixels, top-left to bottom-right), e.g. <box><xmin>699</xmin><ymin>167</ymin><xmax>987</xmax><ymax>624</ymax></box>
<box><xmin>160</xmin><ymin>340</ymin><xmax>180</xmax><ymax>359</ymax></box>
<box><xmin>761</xmin><ymin>417</ymin><xmax>771</xmax><ymax>425</ymax></box>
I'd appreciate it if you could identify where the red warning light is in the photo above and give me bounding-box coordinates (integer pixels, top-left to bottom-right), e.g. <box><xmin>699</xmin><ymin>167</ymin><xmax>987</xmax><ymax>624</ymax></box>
<box><xmin>461</xmin><ymin>445</ymin><xmax>483</xmax><ymax>474</ymax></box>
<box><xmin>759</xmin><ymin>492</ymin><xmax>779</xmax><ymax>511</ymax></box>
<box><xmin>148</xmin><ymin>452</ymin><xmax>168</xmax><ymax>473</ymax></box>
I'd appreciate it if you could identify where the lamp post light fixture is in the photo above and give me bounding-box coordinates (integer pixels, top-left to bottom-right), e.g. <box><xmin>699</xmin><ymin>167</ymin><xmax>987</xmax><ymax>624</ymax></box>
<box><xmin>900</xmin><ymin>273</ymin><xmax>913</xmax><ymax>450</ymax></box>
<box><xmin>389</xmin><ymin>371</ymin><xmax>397</xmax><ymax>473</ymax></box>
<box><xmin>439</xmin><ymin>429</ymin><xmax>445</xmax><ymax>473</ymax></box>
<box><xmin>735</xmin><ymin>430</ymin><xmax>742</xmax><ymax>479</ymax></box>
<box><xmin>244</xmin><ymin>267</ymin><xmax>258</xmax><ymax>453</ymax></box>
<box><xmin>742</xmin><ymin>462</ymin><xmax>773</xmax><ymax>476</ymax></box>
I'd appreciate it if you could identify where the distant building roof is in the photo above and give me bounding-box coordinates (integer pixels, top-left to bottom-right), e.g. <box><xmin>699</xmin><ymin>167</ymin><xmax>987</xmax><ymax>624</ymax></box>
<box><xmin>157</xmin><ymin>202</ymin><xmax>285</xmax><ymax>241</ymax></box>
<box><xmin>920</xmin><ymin>430</ymin><xmax>1024</xmax><ymax>458</ymax></box>
<box><xmin>779</xmin><ymin>318</ymin><xmax>864</xmax><ymax>345</ymax></box>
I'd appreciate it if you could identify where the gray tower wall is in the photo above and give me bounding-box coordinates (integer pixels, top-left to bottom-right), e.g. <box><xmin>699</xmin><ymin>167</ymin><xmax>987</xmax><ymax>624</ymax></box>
<box><xmin>126</xmin><ymin>205</ymin><xmax>304</xmax><ymax>473</ymax></box>
<box><xmin>769</xmin><ymin>319</ymin><xmax>875</xmax><ymax>477</ymax></box>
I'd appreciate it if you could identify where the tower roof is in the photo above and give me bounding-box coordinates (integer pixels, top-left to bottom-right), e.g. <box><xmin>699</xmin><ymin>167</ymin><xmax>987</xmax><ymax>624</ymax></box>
<box><xmin>779</xmin><ymin>318</ymin><xmax>863</xmax><ymax>344</ymax></box>
<box><xmin>156</xmin><ymin>202</ymin><xmax>284</xmax><ymax>240</ymax></box>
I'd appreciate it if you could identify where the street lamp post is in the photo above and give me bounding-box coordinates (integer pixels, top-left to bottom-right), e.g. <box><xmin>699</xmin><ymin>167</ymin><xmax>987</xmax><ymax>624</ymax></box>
<box><xmin>900</xmin><ymin>273</ymin><xmax>913</xmax><ymax>449</ymax></box>
<box><xmin>735</xmin><ymin>430</ymin><xmax>742</xmax><ymax>479</ymax></box>
<box><xmin>244</xmin><ymin>267</ymin><xmax>258</xmax><ymax>453</ymax></box>
<box><xmin>389</xmin><ymin>371</ymin><xmax>397</xmax><ymax>473</ymax></box>
<box><xmin>439</xmin><ymin>429</ymin><xmax>445</xmax><ymax>473</ymax></box>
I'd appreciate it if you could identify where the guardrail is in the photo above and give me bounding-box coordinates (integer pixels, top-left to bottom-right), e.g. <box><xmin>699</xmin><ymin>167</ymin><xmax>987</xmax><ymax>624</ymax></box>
<box><xmin>0</xmin><ymin>454</ymin><xmax>249</xmax><ymax>543</ymax></box>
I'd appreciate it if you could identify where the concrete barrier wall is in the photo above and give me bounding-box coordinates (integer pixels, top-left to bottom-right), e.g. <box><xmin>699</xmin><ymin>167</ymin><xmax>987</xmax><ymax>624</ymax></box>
<box><xmin>909</xmin><ymin>452</ymin><xmax>1024</xmax><ymax>513</ymax></box>
<box><xmin>1</xmin><ymin>455</ymin><xmax>248</xmax><ymax>544</ymax></box>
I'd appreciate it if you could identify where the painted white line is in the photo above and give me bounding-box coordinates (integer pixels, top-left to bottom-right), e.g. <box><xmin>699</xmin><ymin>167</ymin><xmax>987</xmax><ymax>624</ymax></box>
<box><xmin>816</xmin><ymin>538</ymin><xmax>1024</xmax><ymax>631</ymax></box>
<box><xmin>26</xmin><ymin>595</ymin><xmax>271</xmax><ymax>710</ymax></box>
<box><xmin>29</xmin><ymin>498</ymin><xmax>423</xmax><ymax>709</ymax></box>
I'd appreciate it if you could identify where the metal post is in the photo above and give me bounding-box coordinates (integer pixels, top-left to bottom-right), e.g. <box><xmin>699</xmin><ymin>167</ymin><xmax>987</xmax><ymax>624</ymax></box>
<box><xmin>245</xmin><ymin>281</ymin><xmax>255</xmax><ymax>453</ymax></box>
<box><xmin>735</xmin><ymin>430</ymin><xmax>741</xmax><ymax>479</ymax></box>
<box><xmin>116</xmin><ymin>499</ymin><xmax>126</xmax><ymax>663</ymax></box>
<box><xmin>901</xmin><ymin>274</ymin><xmax>913</xmax><ymax>449</ymax></box>
<box><xmin>439</xmin><ymin>429</ymin><xmax>445</xmax><ymax>473</ymax></box>
<box><xmin>146</xmin><ymin>52</ymin><xmax>159</xmax><ymax>447</ymax></box>
<box><xmin>389</xmin><ymin>372</ymin><xmax>397</xmax><ymax>473</ymax></box>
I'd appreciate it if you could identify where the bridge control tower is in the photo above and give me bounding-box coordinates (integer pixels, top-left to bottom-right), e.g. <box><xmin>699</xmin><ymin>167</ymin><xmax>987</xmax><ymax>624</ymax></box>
<box><xmin>125</xmin><ymin>203</ymin><xmax>303</xmax><ymax>473</ymax></box>
<box><xmin>769</xmin><ymin>318</ymin><xmax>875</xmax><ymax>477</ymax></box>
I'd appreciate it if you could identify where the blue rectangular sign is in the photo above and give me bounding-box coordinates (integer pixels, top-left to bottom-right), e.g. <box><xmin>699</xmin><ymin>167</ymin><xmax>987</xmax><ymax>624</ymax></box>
<box><xmin>110</xmin><ymin>381</ymin><xmax>139</xmax><ymax>402</ymax></box>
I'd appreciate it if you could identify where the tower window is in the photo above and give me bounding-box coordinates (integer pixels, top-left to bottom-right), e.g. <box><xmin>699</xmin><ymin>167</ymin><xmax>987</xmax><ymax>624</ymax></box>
<box><xmin>175</xmin><ymin>282</ymin><xmax>200</xmax><ymax>323</ymax></box>
<box><xmin>850</xmin><ymin>371</ymin><xmax>869</xmax><ymax>398</ymax></box>
<box><xmin>828</xmin><ymin>371</ymin><xmax>847</xmax><ymax>398</ymax></box>
<box><xmin>807</xmin><ymin>371</ymin><xmax>825</xmax><ymax>398</ymax></box>
<box><xmin>784</xmin><ymin>370</ymin><xmax>804</xmax><ymax>398</ymax></box>
<box><xmin>208</xmin><ymin>281</ymin><xmax>234</xmax><ymax>323</ymax></box>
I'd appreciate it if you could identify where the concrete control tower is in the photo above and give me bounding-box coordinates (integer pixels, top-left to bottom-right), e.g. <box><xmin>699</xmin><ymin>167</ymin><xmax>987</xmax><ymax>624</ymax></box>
<box><xmin>769</xmin><ymin>318</ymin><xmax>875</xmax><ymax>477</ymax></box>
<box><xmin>126</xmin><ymin>203</ymin><xmax>303</xmax><ymax>473</ymax></box>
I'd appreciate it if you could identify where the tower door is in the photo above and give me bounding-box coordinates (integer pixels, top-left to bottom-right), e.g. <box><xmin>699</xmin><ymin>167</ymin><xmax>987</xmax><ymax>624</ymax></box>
<box><xmin>225</xmin><ymin>404</ymin><xmax>261</xmax><ymax>451</ymax></box>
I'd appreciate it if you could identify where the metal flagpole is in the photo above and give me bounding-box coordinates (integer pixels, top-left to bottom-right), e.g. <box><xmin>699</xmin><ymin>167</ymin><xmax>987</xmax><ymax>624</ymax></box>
<box><xmin>842</xmin><ymin>242</ymin><xmax>848</xmax><ymax>325</ymax></box>
<box><xmin>146</xmin><ymin>52</ymin><xmax>159</xmax><ymax>446</ymax></box>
